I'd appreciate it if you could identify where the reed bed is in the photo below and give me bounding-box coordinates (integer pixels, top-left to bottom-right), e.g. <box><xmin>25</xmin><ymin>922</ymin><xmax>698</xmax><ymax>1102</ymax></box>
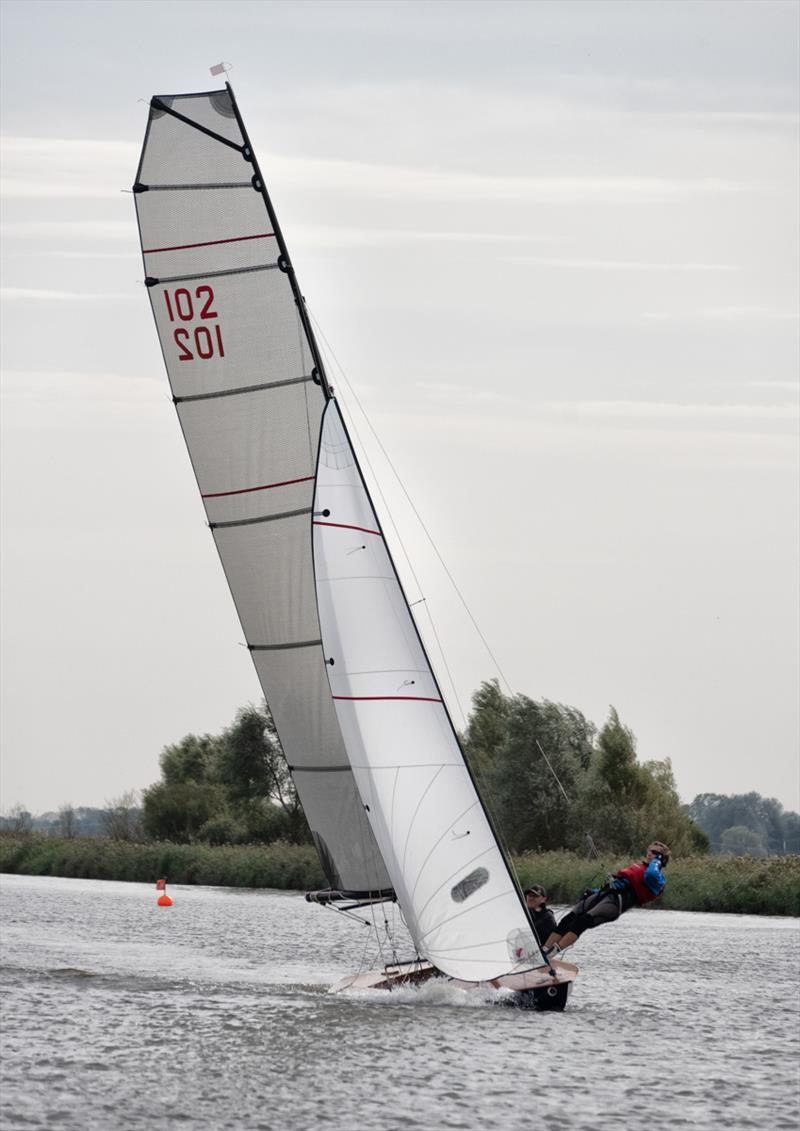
<box><xmin>0</xmin><ymin>834</ymin><xmax>324</xmax><ymax>892</ymax></box>
<box><xmin>515</xmin><ymin>851</ymin><xmax>800</xmax><ymax>916</ymax></box>
<box><xmin>2</xmin><ymin>835</ymin><xmax>797</xmax><ymax>916</ymax></box>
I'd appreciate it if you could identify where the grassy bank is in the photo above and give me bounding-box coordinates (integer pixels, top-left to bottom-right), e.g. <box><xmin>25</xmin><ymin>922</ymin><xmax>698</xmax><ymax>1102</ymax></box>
<box><xmin>2</xmin><ymin>835</ymin><xmax>798</xmax><ymax>915</ymax></box>
<box><xmin>515</xmin><ymin>851</ymin><xmax>800</xmax><ymax>916</ymax></box>
<box><xmin>0</xmin><ymin>834</ymin><xmax>324</xmax><ymax>891</ymax></box>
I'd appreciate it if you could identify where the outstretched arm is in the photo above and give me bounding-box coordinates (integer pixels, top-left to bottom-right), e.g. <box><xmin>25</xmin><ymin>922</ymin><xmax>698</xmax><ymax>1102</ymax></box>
<box><xmin>643</xmin><ymin>858</ymin><xmax>666</xmax><ymax>895</ymax></box>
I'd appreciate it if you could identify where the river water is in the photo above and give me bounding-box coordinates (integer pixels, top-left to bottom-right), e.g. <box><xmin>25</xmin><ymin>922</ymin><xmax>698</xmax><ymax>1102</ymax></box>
<box><xmin>1</xmin><ymin>873</ymin><xmax>798</xmax><ymax>1131</ymax></box>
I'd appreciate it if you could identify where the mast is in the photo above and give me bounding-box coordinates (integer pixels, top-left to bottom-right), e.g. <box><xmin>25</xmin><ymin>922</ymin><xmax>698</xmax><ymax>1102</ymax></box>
<box><xmin>223</xmin><ymin>83</ymin><xmax>333</xmax><ymax>402</ymax></box>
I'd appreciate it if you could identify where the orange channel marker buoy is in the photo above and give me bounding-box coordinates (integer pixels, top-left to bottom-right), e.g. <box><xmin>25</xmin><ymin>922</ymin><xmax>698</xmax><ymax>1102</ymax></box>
<box><xmin>155</xmin><ymin>878</ymin><xmax>173</xmax><ymax>907</ymax></box>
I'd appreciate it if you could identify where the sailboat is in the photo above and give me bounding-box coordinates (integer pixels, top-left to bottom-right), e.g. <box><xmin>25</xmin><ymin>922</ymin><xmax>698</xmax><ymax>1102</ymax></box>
<box><xmin>133</xmin><ymin>83</ymin><xmax>578</xmax><ymax>1010</ymax></box>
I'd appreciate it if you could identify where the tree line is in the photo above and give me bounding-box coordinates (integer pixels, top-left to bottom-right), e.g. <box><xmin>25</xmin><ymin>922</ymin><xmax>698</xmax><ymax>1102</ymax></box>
<box><xmin>684</xmin><ymin>792</ymin><xmax>799</xmax><ymax>857</ymax></box>
<box><xmin>5</xmin><ymin>682</ymin><xmax>796</xmax><ymax>858</ymax></box>
<box><xmin>461</xmin><ymin>680</ymin><xmax>706</xmax><ymax>857</ymax></box>
<box><xmin>1</xmin><ymin>795</ymin><xmax>142</xmax><ymax>841</ymax></box>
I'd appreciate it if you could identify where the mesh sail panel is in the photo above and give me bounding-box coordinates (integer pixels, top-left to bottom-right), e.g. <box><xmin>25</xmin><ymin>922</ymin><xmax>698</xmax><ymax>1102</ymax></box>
<box><xmin>134</xmin><ymin>88</ymin><xmax>389</xmax><ymax>893</ymax></box>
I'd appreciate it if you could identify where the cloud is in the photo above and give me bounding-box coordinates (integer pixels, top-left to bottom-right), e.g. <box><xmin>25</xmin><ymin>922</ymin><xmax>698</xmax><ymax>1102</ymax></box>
<box><xmin>1</xmin><ymin>287</ymin><xmax>136</xmax><ymax>302</ymax></box>
<box><xmin>1</xmin><ymin>135</ymin><xmax>745</xmax><ymax>206</ymax></box>
<box><xmin>0</xmin><ymin>369</ymin><xmax>167</xmax><ymax>430</ymax></box>
<box><xmin>643</xmin><ymin>306</ymin><xmax>800</xmax><ymax>322</ymax></box>
<box><xmin>405</xmin><ymin>387</ymin><xmax>799</xmax><ymax>439</ymax></box>
<box><xmin>1</xmin><ymin>178</ymin><xmax>130</xmax><ymax>200</ymax></box>
<box><xmin>0</xmin><ymin>137</ymin><xmax>138</xmax><ymax>199</ymax></box>
<box><xmin>0</xmin><ymin>220</ymin><xmax>135</xmax><ymax>242</ymax></box>
<box><xmin>540</xmin><ymin>399</ymin><xmax>799</xmax><ymax>423</ymax></box>
<box><xmin>269</xmin><ymin>152</ymin><xmax>744</xmax><ymax>205</ymax></box>
<box><xmin>501</xmin><ymin>257</ymin><xmax>739</xmax><ymax>272</ymax></box>
<box><xmin>290</xmin><ymin>225</ymin><xmax>557</xmax><ymax>249</ymax></box>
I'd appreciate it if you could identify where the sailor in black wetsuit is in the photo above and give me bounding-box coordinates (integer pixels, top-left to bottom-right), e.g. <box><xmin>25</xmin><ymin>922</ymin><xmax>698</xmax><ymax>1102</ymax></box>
<box><xmin>541</xmin><ymin>842</ymin><xmax>670</xmax><ymax>960</ymax></box>
<box><xmin>525</xmin><ymin>885</ymin><xmax>556</xmax><ymax>948</ymax></box>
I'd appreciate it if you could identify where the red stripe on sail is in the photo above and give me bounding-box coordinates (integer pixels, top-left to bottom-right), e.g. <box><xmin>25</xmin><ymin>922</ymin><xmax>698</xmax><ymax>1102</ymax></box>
<box><xmin>314</xmin><ymin>521</ymin><xmax>382</xmax><ymax>537</ymax></box>
<box><xmin>202</xmin><ymin>475</ymin><xmax>313</xmax><ymax>499</ymax></box>
<box><xmin>332</xmin><ymin>696</ymin><xmax>443</xmax><ymax>703</ymax></box>
<box><xmin>143</xmin><ymin>232</ymin><xmax>275</xmax><ymax>254</ymax></box>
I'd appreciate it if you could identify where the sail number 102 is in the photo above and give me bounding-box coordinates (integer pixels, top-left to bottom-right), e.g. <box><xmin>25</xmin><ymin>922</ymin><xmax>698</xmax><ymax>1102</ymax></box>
<box><xmin>163</xmin><ymin>286</ymin><xmax>225</xmax><ymax>362</ymax></box>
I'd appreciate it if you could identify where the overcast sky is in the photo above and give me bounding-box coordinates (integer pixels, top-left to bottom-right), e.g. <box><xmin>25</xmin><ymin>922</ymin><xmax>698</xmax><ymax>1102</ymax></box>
<box><xmin>1</xmin><ymin>0</ymin><xmax>798</xmax><ymax>817</ymax></box>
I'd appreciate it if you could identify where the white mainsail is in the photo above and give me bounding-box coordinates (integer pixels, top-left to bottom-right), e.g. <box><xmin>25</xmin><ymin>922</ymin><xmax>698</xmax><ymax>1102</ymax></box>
<box><xmin>313</xmin><ymin>402</ymin><xmax>541</xmax><ymax>981</ymax></box>
<box><xmin>133</xmin><ymin>86</ymin><xmax>389</xmax><ymax>895</ymax></box>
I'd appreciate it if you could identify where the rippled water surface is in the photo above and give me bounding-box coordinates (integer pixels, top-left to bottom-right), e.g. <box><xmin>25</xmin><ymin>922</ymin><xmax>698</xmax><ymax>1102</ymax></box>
<box><xmin>1</xmin><ymin>873</ymin><xmax>798</xmax><ymax>1130</ymax></box>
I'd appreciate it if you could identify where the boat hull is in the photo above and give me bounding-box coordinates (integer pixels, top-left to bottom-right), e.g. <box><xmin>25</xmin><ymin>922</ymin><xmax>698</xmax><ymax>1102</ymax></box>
<box><xmin>331</xmin><ymin>958</ymin><xmax>578</xmax><ymax>1012</ymax></box>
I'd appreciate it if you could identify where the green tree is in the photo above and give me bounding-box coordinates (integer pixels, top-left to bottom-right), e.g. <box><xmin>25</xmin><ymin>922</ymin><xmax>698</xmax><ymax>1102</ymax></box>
<box><xmin>472</xmin><ymin>691</ymin><xmax>595</xmax><ymax>853</ymax></box>
<box><xmin>781</xmin><ymin>810</ymin><xmax>800</xmax><ymax>854</ymax></box>
<box><xmin>102</xmin><ymin>790</ymin><xmax>143</xmax><ymax>841</ymax></box>
<box><xmin>573</xmin><ymin>707</ymin><xmax>644</xmax><ymax>852</ymax></box>
<box><xmin>160</xmin><ymin>733</ymin><xmax>220</xmax><ymax>785</ymax></box>
<box><xmin>3</xmin><ymin>804</ymin><xmax>32</xmax><ymax>835</ymax></box>
<box><xmin>57</xmin><ymin>804</ymin><xmax>77</xmax><ymax>839</ymax></box>
<box><xmin>719</xmin><ymin>825</ymin><xmax>767</xmax><ymax>857</ymax></box>
<box><xmin>142</xmin><ymin>705</ymin><xmax>311</xmax><ymax>845</ymax></box>
<box><xmin>684</xmin><ymin>792</ymin><xmax>798</xmax><ymax>855</ymax></box>
<box><xmin>565</xmin><ymin>709</ymin><xmax>706</xmax><ymax>857</ymax></box>
<box><xmin>142</xmin><ymin>780</ymin><xmax>228</xmax><ymax>842</ymax></box>
<box><xmin>216</xmin><ymin>706</ymin><xmax>310</xmax><ymax>843</ymax></box>
<box><xmin>635</xmin><ymin>759</ymin><xmax>709</xmax><ymax>856</ymax></box>
<box><xmin>462</xmin><ymin>679</ymin><xmax>511</xmax><ymax>779</ymax></box>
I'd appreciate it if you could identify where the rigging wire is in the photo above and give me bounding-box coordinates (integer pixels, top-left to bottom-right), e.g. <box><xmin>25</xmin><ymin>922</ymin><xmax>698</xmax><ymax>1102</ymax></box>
<box><xmin>309</xmin><ymin>310</ymin><xmax>469</xmax><ymax>729</ymax></box>
<box><xmin>534</xmin><ymin>738</ymin><xmax>602</xmax><ymax>867</ymax></box>
<box><xmin>307</xmin><ymin>310</ymin><xmax>595</xmax><ymax>926</ymax></box>
<box><xmin>535</xmin><ymin>739</ymin><xmax>571</xmax><ymax>804</ymax></box>
<box><xmin>307</xmin><ymin>309</ymin><xmax>540</xmax><ymax>910</ymax></box>
<box><xmin>310</xmin><ymin>311</ymin><xmax>515</xmax><ymax>701</ymax></box>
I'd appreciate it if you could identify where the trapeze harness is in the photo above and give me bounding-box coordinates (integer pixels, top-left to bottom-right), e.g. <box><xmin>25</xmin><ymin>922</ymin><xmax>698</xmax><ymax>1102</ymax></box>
<box><xmin>553</xmin><ymin>860</ymin><xmax>665</xmax><ymax>940</ymax></box>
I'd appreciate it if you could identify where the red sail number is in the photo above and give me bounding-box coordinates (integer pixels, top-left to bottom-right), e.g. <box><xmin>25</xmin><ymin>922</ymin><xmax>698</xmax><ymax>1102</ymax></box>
<box><xmin>163</xmin><ymin>285</ymin><xmax>225</xmax><ymax>361</ymax></box>
<box><xmin>174</xmin><ymin>324</ymin><xmax>226</xmax><ymax>362</ymax></box>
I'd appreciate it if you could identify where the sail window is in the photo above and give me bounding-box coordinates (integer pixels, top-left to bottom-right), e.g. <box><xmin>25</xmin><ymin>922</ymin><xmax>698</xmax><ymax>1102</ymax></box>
<box><xmin>450</xmin><ymin>867</ymin><xmax>490</xmax><ymax>904</ymax></box>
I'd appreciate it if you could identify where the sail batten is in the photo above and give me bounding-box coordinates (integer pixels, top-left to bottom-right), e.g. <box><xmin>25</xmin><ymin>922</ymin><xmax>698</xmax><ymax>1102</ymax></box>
<box><xmin>177</xmin><ymin>378</ymin><xmax>313</xmax><ymax>405</ymax></box>
<box><xmin>134</xmin><ymin>85</ymin><xmax>390</xmax><ymax>894</ymax></box>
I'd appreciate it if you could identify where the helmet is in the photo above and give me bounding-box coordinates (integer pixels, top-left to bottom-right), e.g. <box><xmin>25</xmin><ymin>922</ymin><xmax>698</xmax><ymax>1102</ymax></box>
<box><xmin>648</xmin><ymin>841</ymin><xmax>671</xmax><ymax>866</ymax></box>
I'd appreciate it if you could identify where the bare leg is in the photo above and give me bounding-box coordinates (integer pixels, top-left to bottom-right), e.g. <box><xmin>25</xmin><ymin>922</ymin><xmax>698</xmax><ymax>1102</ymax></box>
<box><xmin>555</xmin><ymin>931</ymin><xmax>578</xmax><ymax>950</ymax></box>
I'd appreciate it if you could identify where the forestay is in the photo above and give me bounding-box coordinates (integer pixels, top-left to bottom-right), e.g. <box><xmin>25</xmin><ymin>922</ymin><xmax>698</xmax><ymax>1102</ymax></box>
<box><xmin>313</xmin><ymin>402</ymin><xmax>542</xmax><ymax>981</ymax></box>
<box><xmin>133</xmin><ymin>87</ymin><xmax>389</xmax><ymax>894</ymax></box>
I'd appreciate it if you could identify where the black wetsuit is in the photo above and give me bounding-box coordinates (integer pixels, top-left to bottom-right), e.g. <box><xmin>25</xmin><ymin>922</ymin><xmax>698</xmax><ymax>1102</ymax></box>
<box><xmin>529</xmin><ymin>905</ymin><xmax>557</xmax><ymax>945</ymax></box>
<box><xmin>552</xmin><ymin>886</ymin><xmax>635</xmax><ymax>941</ymax></box>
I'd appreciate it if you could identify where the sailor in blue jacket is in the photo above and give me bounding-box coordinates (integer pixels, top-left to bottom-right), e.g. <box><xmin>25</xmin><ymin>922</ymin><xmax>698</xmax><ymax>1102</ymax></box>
<box><xmin>541</xmin><ymin>842</ymin><xmax>670</xmax><ymax>961</ymax></box>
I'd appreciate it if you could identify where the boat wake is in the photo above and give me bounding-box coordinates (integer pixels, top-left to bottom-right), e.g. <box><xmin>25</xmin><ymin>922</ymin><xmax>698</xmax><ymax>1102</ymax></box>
<box><xmin>334</xmin><ymin>978</ymin><xmax>514</xmax><ymax>1009</ymax></box>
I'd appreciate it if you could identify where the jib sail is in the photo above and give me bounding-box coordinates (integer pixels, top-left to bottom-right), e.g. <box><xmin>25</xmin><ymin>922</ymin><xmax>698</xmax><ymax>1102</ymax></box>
<box><xmin>313</xmin><ymin>401</ymin><xmax>542</xmax><ymax>980</ymax></box>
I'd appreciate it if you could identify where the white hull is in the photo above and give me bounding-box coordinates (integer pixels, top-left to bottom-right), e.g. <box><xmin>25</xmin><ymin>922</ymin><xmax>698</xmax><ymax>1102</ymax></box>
<box><xmin>331</xmin><ymin>958</ymin><xmax>578</xmax><ymax>1010</ymax></box>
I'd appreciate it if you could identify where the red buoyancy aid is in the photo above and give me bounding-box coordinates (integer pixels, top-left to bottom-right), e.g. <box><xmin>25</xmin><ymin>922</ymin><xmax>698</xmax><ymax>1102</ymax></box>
<box><xmin>616</xmin><ymin>862</ymin><xmax>662</xmax><ymax>905</ymax></box>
